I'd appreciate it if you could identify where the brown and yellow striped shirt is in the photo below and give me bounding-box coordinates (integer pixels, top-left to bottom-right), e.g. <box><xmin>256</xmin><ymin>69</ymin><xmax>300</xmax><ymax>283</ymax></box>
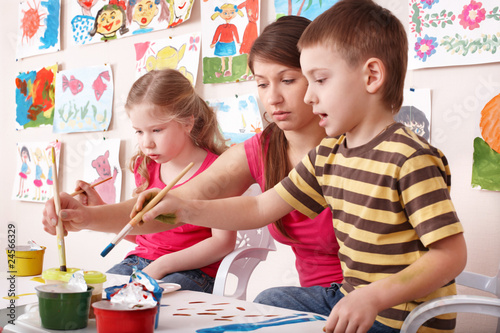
<box><xmin>275</xmin><ymin>123</ymin><xmax>464</xmax><ymax>332</ymax></box>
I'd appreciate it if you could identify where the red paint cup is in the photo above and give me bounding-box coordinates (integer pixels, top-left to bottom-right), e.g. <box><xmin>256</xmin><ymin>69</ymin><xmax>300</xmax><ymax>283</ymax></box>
<box><xmin>92</xmin><ymin>300</ymin><xmax>158</xmax><ymax>333</ymax></box>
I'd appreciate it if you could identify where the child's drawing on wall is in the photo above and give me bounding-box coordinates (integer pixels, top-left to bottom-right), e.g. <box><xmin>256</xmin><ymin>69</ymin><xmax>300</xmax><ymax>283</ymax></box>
<box><xmin>83</xmin><ymin>138</ymin><xmax>122</xmax><ymax>204</ymax></box>
<box><xmin>16</xmin><ymin>146</ymin><xmax>31</xmax><ymax>199</ymax></box>
<box><xmin>71</xmin><ymin>0</ymin><xmax>100</xmax><ymax>45</ymax></box>
<box><xmin>134</xmin><ymin>33</ymin><xmax>201</xmax><ymax>84</ymax></box>
<box><xmin>210</xmin><ymin>4</ymin><xmax>243</xmax><ymax>78</ymax></box>
<box><xmin>168</xmin><ymin>0</ymin><xmax>195</xmax><ymax>27</ymax></box>
<box><xmin>396</xmin><ymin>88</ymin><xmax>432</xmax><ymax>142</ymax></box>
<box><xmin>237</xmin><ymin>0</ymin><xmax>258</xmax><ymax>80</ymax></box>
<box><xmin>127</xmin><ymin>0</ymin><xmax>169</xmax><ymax>34</ymax></box>
<box><xmin>15</xmin><ymin>64</ymin><xmax>58</xmax><ymax>131</ymax></box>
<box><xmin>13</xmin><ymin>141</ymin><xmax>61</xmax><ymax>203</ymax></box>
<box><xmin>16</xmin><ymin>0</ymin><xmax>61</xmax><ymax>60</ymax></box>
<box><xmin>274</xmin><ymin>0</ymin><xmax>337</xmax><ymax>20</ymax></box>
<box><xmin>472</xmin><ymin>93</ymin><xmax>500</xmax><ymax>192</ymax></box>
<box><xmin>53</xmin><ymin>65</ymin><xmax>113</xmax><ymax>133</ymax></box>
<box><xmin>89</xmin><ymin>2</ymin><xmax>129</xmax><ymax>41</ymax></box>
<box><xmin>208</xmin><ymin>93</ymin><xmax>262</xmax><ymax>146</ymax></box>
<box><xmin>202</xmin><ymin>0</ymin><xmax>252</xmax><ymax>84</ymax></box>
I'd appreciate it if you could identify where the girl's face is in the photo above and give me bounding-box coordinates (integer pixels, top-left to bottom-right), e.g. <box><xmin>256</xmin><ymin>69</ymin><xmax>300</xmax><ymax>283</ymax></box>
<box><xmin>220</xmin><ymin>7</ymin><xmax>237</xmax><ymax>21</ymax></box>
<box><xmin>96</xmin><ymin>7</ymin><xmax>124</xmax><ymax>36</ymax></box>
<box><xmin>133</xmin><ymin>0</ymin><xmax>158</xmax><ymax>27</ymax></box>
<box><xmin>128</xmin><ymin>104</ymin><xmax>192</xmax><ymax>164</ymax></box>
<box><xmin>253</xmin><ymin>60</ymin><xmax>318</xmax><ymax>132</ymax></box>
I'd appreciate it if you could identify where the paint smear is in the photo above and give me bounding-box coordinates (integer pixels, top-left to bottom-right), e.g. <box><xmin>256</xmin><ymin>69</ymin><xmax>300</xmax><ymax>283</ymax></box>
<box><xmin>195</xmin><ymin>313</ymin><xmax>326</xmax><ymax>332</ymax></box>
<box><xmin>471</xmin><ymin>137</ymin><xmax>500</xmax><ymax>192</ymax></box>
<box><xmin>480</xmin><ymin>94</ymin><xmax>500</xmax><ymax>154</ymax></box>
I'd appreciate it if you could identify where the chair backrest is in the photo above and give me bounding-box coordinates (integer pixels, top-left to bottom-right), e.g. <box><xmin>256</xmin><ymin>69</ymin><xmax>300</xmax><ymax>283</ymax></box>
<box><xmin>228</xmin><ymin>227</ymin><xmax>277</xmax><ymax>273</ymax></box>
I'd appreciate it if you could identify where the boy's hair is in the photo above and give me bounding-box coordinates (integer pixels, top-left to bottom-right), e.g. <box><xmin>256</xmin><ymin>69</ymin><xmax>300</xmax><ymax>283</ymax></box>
<box><xmin>248</xmin><ymin>16</ymin><xmax>311</xmax><ymax>240</ymax></box>
<box><xmin>298</xmin><ymin>0</ymin><xmax>408</xmax><ymax>111</ymax></box>
<box><xmin>126</xmin><ymin>69</ymin><xmax>228</xmax><ymax>193</ymax></box>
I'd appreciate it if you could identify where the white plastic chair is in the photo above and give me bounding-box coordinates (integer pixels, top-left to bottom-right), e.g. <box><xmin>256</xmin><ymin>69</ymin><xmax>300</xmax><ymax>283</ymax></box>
<box><xmin>401</xmin><ymin>262</ymin><xmax>500</xmax><ymax>333</ymax></box>
<box><xmin>213</xmin><ymin>227</ymin><xmax>276</xmax><ymax>300</ymax></box>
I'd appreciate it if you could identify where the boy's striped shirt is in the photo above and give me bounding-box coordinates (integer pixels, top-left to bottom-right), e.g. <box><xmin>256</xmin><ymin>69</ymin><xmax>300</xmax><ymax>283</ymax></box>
<box><xmin>274</xmin><ymin>122</ymin><xmax>464</xmax><ymax>332</ymax></box>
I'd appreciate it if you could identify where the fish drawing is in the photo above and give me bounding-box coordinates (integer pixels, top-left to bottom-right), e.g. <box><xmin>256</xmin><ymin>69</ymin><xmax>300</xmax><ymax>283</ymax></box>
<box><xmin>92</xmin><ymin>71</ymin><xmax>111</xmax><ymax>101</ymax></box>
<box><xmin>62</xmin><ymin>75</ymin><xmax>84</xmax><ymax>95</ymax></box>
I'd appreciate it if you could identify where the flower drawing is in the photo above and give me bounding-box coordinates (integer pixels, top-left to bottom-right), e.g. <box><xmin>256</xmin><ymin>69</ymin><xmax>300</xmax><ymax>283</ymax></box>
<box><xmin>414</xmin><ymin>34</ymin><xmax>438</xmax><ymax>61</ymax></box>
<box><xmin>420</xmin><ymin>0</ymin><xmax>439</xmax><ymax>10</ymax></box>
<box><xmin>458</xmin><ymin>0</ymin><xmax>486</xmax><ymax>30</ymax></box>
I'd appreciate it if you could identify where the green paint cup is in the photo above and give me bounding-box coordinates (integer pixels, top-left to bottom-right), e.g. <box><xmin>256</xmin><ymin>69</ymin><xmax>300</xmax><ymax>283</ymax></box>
<box><xmin>36</xmin><ymin>284</ymin><xmax>94</xmax><ymax>330</ymax></box>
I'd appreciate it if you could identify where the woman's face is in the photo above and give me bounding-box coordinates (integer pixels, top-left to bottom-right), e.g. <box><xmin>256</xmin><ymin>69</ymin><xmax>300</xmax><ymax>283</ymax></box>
<box><xmin>253</xmin><ymin>59</ymin><xmax>318</xmax><ymax>132</ymax></box>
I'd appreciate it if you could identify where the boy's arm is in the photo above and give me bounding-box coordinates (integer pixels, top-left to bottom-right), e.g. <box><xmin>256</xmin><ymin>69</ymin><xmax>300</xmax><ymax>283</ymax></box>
<box><xmin>142</xmin><ymin>229</ymin><xmax>237</xmax><ymax>280</ymax></box>
<box><xmin>141</xmin><ymin>188</ymin><xmax>295</xmax><ymax>231</ymax></box>
<box><xmin>324</xmin><ymin>232</ymin><xmax>467</xmax><ymax>333</ymax></box>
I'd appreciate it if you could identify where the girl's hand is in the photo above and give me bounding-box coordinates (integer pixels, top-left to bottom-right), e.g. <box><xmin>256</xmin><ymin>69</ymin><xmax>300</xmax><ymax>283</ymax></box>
<box><xmin>210</xmin><ymin>43</ymin><xmax>216</xmax><ymax>48</ymax></box>
<box><xmin>74</xmin><ymin>180</ymin><xmax>106</xmax><ymax>206</ymax></box>
<box><xmin>42</xmin><ymin>193</ymin><xmax>91</xmax><ymax>235</ymax></box>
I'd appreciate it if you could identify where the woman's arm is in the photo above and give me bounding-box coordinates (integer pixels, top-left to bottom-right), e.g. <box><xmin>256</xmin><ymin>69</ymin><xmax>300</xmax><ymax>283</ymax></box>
<box><xmin>142</xmin><ymin>229</ymin><xmax>237</xmax><ymax>280</ymax></box>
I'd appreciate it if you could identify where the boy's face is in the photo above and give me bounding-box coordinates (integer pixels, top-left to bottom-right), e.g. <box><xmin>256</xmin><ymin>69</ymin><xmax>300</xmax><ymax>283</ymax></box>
<box><xmin>300</xmin><ymin>44</ymin><xmax>367</xmax><ymax>137</ymax></box>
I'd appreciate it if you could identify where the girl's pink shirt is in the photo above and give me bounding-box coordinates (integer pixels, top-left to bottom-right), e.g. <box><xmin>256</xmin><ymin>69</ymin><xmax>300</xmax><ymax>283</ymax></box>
<box><xmin>126</xmin><ymin>151</ymin><xmax>221</xmax><ymax>278</ymax></box>
<box><xmin>244</xmin><ymin>132</ymin><xmax>343</xmax><ymax>287</ymax></box>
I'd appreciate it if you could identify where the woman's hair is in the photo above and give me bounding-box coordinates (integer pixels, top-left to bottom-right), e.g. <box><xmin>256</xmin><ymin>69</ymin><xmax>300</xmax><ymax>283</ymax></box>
<box><xmin>126</xmin><ymin>69</ymin><xmax>228</xmax><ymax>193</ymax></box>
<box><xmin>248</xmin><ymin>16</ymin><xmax>311</xmax><ymax>240</ymax></box>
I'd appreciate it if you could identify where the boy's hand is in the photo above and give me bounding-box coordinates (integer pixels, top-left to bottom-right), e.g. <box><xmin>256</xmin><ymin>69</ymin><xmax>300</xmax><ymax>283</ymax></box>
<box><xmin>74</xmin><ymin>180</ymin><xmax>106</xmax><ymax>206</ymax></box>
<box><xmin>325</xmin><ymin>288</ymin><xmax>378</xmax><ymax>333</ymax></box>
<box><xmin>42</xmin><ymin>193</ymin><xmax>91</xmax><ymax>235</ymax></box>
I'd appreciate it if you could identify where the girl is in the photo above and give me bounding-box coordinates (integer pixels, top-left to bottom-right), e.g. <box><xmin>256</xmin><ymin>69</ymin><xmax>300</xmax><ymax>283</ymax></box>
<box><xmin>89</xmin><ymin>3</ymin><xmax>129</xmax><ymax>41</ymax></box>
<box><xmin>42</xmin><ymin>17</ymin><xmax>342</xmax><ymax>293</ymax></box>
<box><xmin>126</xmin><ymin>0</ymin><xmax>169</xmax><ymax>34</ymax></box>
<box><xmin>17</xmin><ymin>146</ymin><xmax>31</xmax><ymax>198</ymax></box>
<box><xmin>210</xmin><ymin>4</ymin><xmax>244</xmax><ymax>78</ymax></box>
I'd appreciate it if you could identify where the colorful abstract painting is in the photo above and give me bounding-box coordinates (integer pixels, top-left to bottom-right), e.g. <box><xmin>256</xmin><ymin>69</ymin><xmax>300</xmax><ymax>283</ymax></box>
<box><xmin>82</xmin><ymin>138</ymin><xmax>122</xmax><ymax>204</ymax></box>
<box><xmin>16</xmin><ymin>0</ymin><xmax>60</xmax><ymax>60</ymax></box>
<box><xmin>201</xmin><ymin>0</ymin><xmax>260</xmax><ymax>84</ymax></box>
<box><xmin>274</xmin><ymin>0</ymin><xmax>337</xmax><ymax>20</ymax></box>
<box><xmin>15</xmin><ymin>64</ymin><xmax>58</xmax><ymax>131</ymax></box>
<box><xmin>134</xmin><ymin>32</ymin><xmax>201</xmax><ymax>85</ymax></box>
<box><xmin>409</xmin><ymin>0</ymin><xmax>500</xmax><ymax>70</ymax></box>
<box><xmin>12</xmin><ymin>141</ymin><xmax>61</xmax><ymax>203</ymax></box>
<box><xmin>69</xmin><ymin>0</ymin><xmax>194</xmax><ymax>46</ymax></box>
<box><xmin>53</xmin><ymin>65</ymin><xmax>113</xmax><ymax>133</ymax></box>
<box><xmin>208</xmin><ymin>94</ymin><xmax>262</xmax><ymax>146</ymax></box>
<box><xmin>395</xmin><ymin>88</ymin><xmax>432</xmax><ymax>142</ymax></box>
<box><xmin>472</xmin><ymin>93</ymin><xmax>500</xmax><ymax>191</ymax></box>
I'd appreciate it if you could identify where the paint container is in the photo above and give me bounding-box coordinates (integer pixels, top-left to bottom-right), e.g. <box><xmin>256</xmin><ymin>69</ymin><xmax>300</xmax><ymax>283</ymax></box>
<box><xmin>42</xmin><ymin>268</ymin><xmax>107</xmax><ymax>318</ymax></box>
<box><xmin>6</xmin><ymin>246</ymin><xmax>46</xmax><ymax>276</ymax></box>
<box><xmin>36</xmin><ymin>284</ymin><xmax>93</xmax><ymax>330</ymax></box>
<box><xmin>105</xmin><ymin>284</ymin><xmax>164</xmax><ymax>329</ymax></box>
<box><xmin>93</xmin><ymin>300</ymin><xmax>158</xmax><ymax>333</ymax></box>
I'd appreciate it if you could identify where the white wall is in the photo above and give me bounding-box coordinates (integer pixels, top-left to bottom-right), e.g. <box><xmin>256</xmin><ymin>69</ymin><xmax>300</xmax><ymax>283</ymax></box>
<box><xmin>1</xmin><ymin>1</ymin><xmax>499</xmax><ymax>332</ymax></box>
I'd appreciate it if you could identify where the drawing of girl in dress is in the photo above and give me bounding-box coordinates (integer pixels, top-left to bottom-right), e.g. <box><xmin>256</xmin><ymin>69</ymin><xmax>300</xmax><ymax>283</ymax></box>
<box><xmin>17</xmin><ymin>146</ymin><xmax>31</xmax><ymax>198</ymax></box>
<box><xmin>32</xmin><ymin>148</ymin><xmax>45</xmax><ymax>201</ymax></box>
<box><xmin>210</xmin><ymin>4</ymin><xmax>244</xmax><ymax>78</ymax></box>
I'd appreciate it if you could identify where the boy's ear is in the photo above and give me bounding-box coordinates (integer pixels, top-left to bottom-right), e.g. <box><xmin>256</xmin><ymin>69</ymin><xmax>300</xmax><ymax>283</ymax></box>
<box><xmin>363</xmin><ymin>58</ymin><xmax>385</xmax><ymax>94</ymax></box>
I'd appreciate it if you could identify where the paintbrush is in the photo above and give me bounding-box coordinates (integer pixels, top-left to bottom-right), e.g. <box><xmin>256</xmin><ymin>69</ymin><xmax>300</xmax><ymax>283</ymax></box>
<box><xmin>100</xmin><ymin>162</ymin><xmax>194</xmax><ymax>257</ymax></box>
<box><xmin>51</xmin><ymin>146</ymin><xmax>67</xmax><ymax>272</ymax></box>
<box><xmin>69</xmin><ymin>176</ymin><xmax>113</xmax><ymax>197</ymax></box>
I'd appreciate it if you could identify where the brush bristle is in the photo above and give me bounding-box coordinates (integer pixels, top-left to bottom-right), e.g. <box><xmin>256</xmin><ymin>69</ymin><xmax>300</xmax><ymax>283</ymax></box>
<box><xmin>100</xmin><ymin>243</ymin><xmax>115</xmax><ymax>257</ymax></box>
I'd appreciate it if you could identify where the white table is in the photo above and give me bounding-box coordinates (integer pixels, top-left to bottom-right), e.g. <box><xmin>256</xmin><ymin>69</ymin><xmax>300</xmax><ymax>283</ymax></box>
<box><xmin>4</xmin><ymin>288</ymin><xmax>327</xmax><ymax>332</ymax></box>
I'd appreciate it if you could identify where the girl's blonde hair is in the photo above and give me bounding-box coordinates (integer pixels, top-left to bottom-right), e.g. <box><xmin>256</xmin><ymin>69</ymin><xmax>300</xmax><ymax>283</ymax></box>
<box><xmin>126</xmin><ymin>69</ymin><xmax>228</xmax><ymax>194</ymax></box>
<box><xmin>211</xmin><ymin>4</ymin><xmax>244</xmax><ymax>20</ymax></box>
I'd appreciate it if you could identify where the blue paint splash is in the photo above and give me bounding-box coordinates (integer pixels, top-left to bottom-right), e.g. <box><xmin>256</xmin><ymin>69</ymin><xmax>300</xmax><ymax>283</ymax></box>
<box><xmin>40</xmin><ymin>0</ymin><xmax>60</xmax><ymax>49</ymax></box>
<box><xmin>196</xmin><ymin>313</ymin><xmax>326</xmax><ymax>332</ymax></box>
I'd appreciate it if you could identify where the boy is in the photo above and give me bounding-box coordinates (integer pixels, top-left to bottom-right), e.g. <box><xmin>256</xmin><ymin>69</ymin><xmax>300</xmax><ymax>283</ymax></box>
<box><xmin>137</xmin><ymin>1</ymin><xmax>467</xmax><ymax>332</ymax></box>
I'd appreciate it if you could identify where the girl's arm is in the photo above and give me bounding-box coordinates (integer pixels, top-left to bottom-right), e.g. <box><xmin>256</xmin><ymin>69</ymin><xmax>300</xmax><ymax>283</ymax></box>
<box><xmin>142</xmin><ymin>229</ymin><xmax>237</xmax><ymax>280</ymax></box>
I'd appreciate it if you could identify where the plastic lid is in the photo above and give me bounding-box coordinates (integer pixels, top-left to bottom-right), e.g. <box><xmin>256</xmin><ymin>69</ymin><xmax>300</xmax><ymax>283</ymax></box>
<box><xmin>42</xmin><ymin>268</ymin><xmax>107</xmax><ymax>284</ymax></box>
